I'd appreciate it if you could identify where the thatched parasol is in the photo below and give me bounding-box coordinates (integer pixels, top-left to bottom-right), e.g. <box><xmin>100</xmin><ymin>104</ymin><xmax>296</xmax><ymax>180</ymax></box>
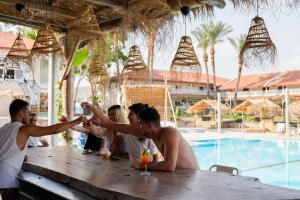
<box><xmin>3</xmin><ymin>35</ymin><xmax>31</xmax><ymax>68</ymax></box>
<box><xmin>187</xmin><ymin>99</ymin><xmax>231</xmax><ymax>114</ymax></box>
<box><xmin>122</xmin><ymin>45</ymin><xmax>147</xmax><ymax>74</ymax></box>
<box><xmin>31</xmin><ymin>25</ymin><xmax>61</xmax><ymax>56</ymax></box>
<box><xmin>240</xmin><ymin>16</ymin><xmax>276</xmax><ymax>67</ymax></box>
<box><xmin>289</xmin><ymin>101</ymin><xmax>300</xmax><ymax>117</ymax></box>
<box><xmin>233</xmin><ymin>99</ymin><xmax>281</xmax><ymax>118</ymax></box>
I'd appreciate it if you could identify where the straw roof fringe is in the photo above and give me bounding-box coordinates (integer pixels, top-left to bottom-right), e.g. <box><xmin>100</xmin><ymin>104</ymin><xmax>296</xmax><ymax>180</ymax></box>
<box><xmin>232</xmin><ymin>99</ymin><xmax>281</xmax><ymax>114</ymax></box>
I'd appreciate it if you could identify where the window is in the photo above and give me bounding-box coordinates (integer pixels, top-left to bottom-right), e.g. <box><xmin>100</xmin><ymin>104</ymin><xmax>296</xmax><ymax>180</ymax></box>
<box><xmin>175</xmin><ymin>101</ymin><xmax>180</xmax><ymax>106</ymax></box>
<box><xmin>5</xmin><ymin>69</ymin><xmax>15</xmax><ymax>79</ymax></box>
<box><xmin>199</xmin><ymin>86</ymin><xmax>204</xmax><ymax>90</ymax></box>
<box><xmin>243</xmin><ymin>88</ymin><xmax>249</xmax><ymax>91</ymax></box>
<box><xmin>262</xmin><ymin>87</ymin><xmax>269</xmax><ymax>91</ymax></box>
<box><xmin>278</xmin><ymin>86</ymin><xmax>283</xmax><ymax>90</ymax></box>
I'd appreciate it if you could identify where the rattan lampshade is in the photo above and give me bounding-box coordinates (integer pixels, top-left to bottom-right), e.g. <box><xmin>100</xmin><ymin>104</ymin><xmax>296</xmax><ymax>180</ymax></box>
<box><xmin>122</xmin><ymin>45</ymin><xmax>147</xmax><ymax>74</ymax></box>
<box><xmin>170</xmin><ymin>36</ymin><xmax>201</xmax><ymax>73</ymax></box>
<box><xmin>31</xmin><ymin>25</ymin><xmax>61</xmax><ymax>55</ymax></box>
<box><xmin>88</xmin><ymin>56</ymin><xmax>109</xmax><ymax>85</ymax></box>
<box><xmin>68</xmin><ymin>3</ymin><xmax>101</xmax><ymax>40</ymax></box>
<box><xmin>3</xmin><ymin>35</ymin><xmax>31</xmax><ymax>68</ymax></box>
<box><xmin>240</xmin><ymin>16</ymin><xmax>276</xmax><ymax>67</ymax></box>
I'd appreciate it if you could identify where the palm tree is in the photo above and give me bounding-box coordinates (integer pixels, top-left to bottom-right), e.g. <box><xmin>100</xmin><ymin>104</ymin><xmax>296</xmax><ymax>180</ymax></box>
<box><xmin>228</xmin><ymin>34</ymin><xmax>247</xmax><ymax>103</ymax></box>
<box><xmin>202</xmin><ymin>21</ymin><xmax>233</xmax><ymax>98</ymax></box>
<box><xmin>147</xmin><ymin>31</ymin><xmax>155</xmax><ymax>84</ymax></box>
<box><xmin>192</xmin><ymin>27</ymin><xmax>210</xmax><ymax>97</ymax></box>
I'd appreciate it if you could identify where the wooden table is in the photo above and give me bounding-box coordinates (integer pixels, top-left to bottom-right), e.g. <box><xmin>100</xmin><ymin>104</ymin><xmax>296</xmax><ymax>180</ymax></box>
<box><xmin>21</xmin><ymin>146</ymin><xmax>300</xmax><ymax>200</ymax></box>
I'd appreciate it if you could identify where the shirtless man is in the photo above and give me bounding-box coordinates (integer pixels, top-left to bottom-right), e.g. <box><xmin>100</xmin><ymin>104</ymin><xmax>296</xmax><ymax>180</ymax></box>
<box><xmin>98</xmin><ymin>107</ymin><xmax>199</xmax><ymax>172</ymax></box>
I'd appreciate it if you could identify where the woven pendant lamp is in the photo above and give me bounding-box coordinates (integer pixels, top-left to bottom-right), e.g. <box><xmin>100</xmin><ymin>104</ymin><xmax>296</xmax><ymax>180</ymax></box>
<box><xmin>31</xmin><ymin>25</ymin><xmax>61</xmax><ymax>55</ymax></box>
<box><xmin>170</xmin><ymin>6</ymin><xmax>201</xmax><ymax>76</ymax></box>
<box><xmin>68</xmin><ymin>3</ymin><xmax>101</xmax><ymax>40</ymax></box>
<box><xmin>88</xmin><ymin>56</ymin><xmax>109</xmax><ymax>85</ymax></box>
<box><xmin>240</xmin><ymin>16</ymin><xmax>276</xmax><ymax>67</ymax></box>
<box><xmin>3</xmin><ymin>35</ymin><xmax>31</xmax><ymax>68</ymax></box>
<box><xmin>122</xmin><ymin>45</ymin><xmax>147</xmax><ymax>74</ymax></box>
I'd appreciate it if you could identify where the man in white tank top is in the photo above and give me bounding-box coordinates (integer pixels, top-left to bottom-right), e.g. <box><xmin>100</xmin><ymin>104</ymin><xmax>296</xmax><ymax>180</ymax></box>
<box><xmin>0</xmin><ymin>99</ymin><xmax>87</xmax><ymax>199</ymax></box>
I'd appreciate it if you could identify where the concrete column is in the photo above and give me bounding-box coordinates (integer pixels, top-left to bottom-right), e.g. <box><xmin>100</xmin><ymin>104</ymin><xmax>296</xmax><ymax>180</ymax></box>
<box><xmin>48</xmin><ymin>53</ymin><xmax>55</xmax><ymax>145</ymax></box>
<box><xmin>217</xmin><ymin>92</ymin><xmax>221</xmax><ymax>133</ymax></box>
<box><xmin>285</xmin><ymin>88</ymin><xmax>289</xmax><ymax>136</ymax></box>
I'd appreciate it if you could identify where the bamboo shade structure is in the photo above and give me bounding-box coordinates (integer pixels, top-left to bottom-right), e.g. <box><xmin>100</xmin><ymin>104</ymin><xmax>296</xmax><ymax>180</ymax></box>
<box><xmin>232</xmin><ymin>99</ymin><xmax>281</xmax><ymax>118</ymax></box>
<box><xmin>122</xmin><ymin>85</ymin><xmax>173</xmax><ymax>120</ymax></box>
<box><xmin>240</xmin><ymin>16</ymin><xmax>276</xmax><ymax>67</ymax></box>
<box><xmin>122</xmin><ymin>45</ymin><xmax>147</xmax><ymax>74</ymax></box>
<box><xmin>31</xmin><ymin>25</ymin><xmax>61</xmax><ymax>55</ymax></box>
<box><xmin>187</xmin><ymin>99</ymin><xmax>230</xmax><ymax>114</ymax></box>
<box><xmin>3</xmin><ymin>35</ymin><xmax>31</xmax><ymax>68</ymax></box>
<box><xmin>170</xmin><ymin>36</ymin><xmax>201</xmax><ymax>74</ymax></box>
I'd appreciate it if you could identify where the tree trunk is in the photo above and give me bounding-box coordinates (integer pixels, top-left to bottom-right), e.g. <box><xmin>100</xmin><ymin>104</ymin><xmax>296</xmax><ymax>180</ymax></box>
<box><xmin>234</xmin><ymin>57</ymin><xmax>243</xmax><ymax>104</ymax></box>
<box><xmin>74</xmin><ymin>76</ymin><xmax>84</xmax><ymax>104</ymax></box>
<box><xmin>147</xmin><ymin>32</ymin><xmax>155</xmax><ymax>84</ymax></box>
<box><xmin>210</xmin><ymin>46</ymin><xmax>217</xmax><ymax>99</ymax></box>
<box><xmin>113</xmin><ymin>32</ymin><xmax>121</xmax><ymax>104</ymax></box>
<box><xmin>203</xmin><ymin>51</ymin><xmax>210</xmax><ymax>98</ymax></box>
<box><xmin>62</xmin><ymin>68</ymin><xmax>74</xmax><ymax>120</ymax></box>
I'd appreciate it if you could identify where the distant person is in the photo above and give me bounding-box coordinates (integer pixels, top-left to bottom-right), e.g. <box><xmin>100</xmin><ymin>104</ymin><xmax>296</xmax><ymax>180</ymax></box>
<box><xmin>27</xmin><ymin>113</ymin><xmax>49</xmax><ymax>147</ymax></box>
<box><xmin>82</xmin><ymin>102</ymin><xmax>160</xmax><ymax>162</ymax></box>
<box><xmin>99</xmin><ymin>107</ymin><xmax>200</xmax><ymax>172</ymax></box>
<box><xmin>0</xmin><ymin>99</ymin><xmax>86</xmax><ymax>198</ymax></box>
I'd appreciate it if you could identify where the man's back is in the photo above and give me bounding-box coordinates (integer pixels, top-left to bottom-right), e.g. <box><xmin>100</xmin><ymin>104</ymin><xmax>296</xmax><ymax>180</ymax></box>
<box><xmin>158</xmin><ymin>127</ymin><xmax>199</xmax><ymax>170</ymax></box>
<box><xmin>0</xmin><ymin>122</ymin><xmax>25</xmax><ymax>188</ymax></box>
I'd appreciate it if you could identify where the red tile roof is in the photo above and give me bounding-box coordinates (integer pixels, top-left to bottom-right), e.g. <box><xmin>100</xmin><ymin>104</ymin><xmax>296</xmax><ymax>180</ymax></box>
<box><xmin>0</xmin><ymin>31</ymin><xmax>34</xmax><ymax>51</ymax></box>
<box><xmin>112</xmin><ymin>69</ymin><xmax>229</xmax><ymax>86</ymax></box>
<box><xmin>220</xmin><ymin>70</ymin><xmax>300</xmax><ymax>91</ymax></box>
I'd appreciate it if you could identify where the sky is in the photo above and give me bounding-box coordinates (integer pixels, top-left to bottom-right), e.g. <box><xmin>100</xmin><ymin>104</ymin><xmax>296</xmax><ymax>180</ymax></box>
<box><xmin>125</xmin><ymin>3</ymin><xmax>300</xmax><ymax>80</ymax></box>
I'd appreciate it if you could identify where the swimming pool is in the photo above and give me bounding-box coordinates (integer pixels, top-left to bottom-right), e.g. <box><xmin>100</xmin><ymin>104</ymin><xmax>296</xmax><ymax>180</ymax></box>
<box><xmin>190</xmin><ymin>138</ymin><xmax>300</xmax><ymax>190</ymax></box>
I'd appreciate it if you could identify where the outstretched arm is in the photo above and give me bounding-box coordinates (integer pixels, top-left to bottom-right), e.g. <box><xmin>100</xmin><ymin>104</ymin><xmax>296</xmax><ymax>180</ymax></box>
<box><xmin>81</xmin><ymin>102</ymin><xmax>113</xmax><ymax>123</ymax></box>
<box><xmin>17</xmin><ymin>116</ymin><xmax>86</xmax><ymax>150</ymax></box>
<box><xmin>99</xmin><ymin>122</ymin><xmax>143</xmax><ymax>137</ymax></box>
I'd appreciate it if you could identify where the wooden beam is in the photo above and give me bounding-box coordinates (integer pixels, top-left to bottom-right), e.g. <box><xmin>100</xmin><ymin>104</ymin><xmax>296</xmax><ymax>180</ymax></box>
<box><xmin>88</xmin><ymin>0</ymin><xmax>125</xmax><ymax>10</ymax></box>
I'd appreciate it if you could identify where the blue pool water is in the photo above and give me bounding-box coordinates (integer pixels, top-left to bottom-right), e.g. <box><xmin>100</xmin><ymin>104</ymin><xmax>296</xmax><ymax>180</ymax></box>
<box><xmin>190</xmin><ymin>138</ymin><xmax>300</xmax><ymax>190</ymax></box>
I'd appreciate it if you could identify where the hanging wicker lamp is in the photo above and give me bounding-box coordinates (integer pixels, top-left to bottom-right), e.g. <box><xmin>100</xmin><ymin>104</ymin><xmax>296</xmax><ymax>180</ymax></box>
<box><xmin>68</xmin><ymin>3</ymin><xmax>101</xmax><ymax>40</ymax></box>
<box><xmin>240</xmin><ymin>16</ymin><xmax>276</xmax><ymax>67</ymax></box>
<box><xmin>122</xmin><ymin>45</ymin><xmax>147</xmax><ymax>74</ymax></box>
<box><xmin>31</xmin><ymin>25</ymin><xmax>61</xmax><ymax>55</ymax></box>
<box><xmin>170</xmin><ymin>35</ymin><xmax>201</xmax><ymax>74</ymax></box>
<box><xmin>3</xmin><ymin>35</ymin><xmax>31</xmax><ymax>68</ymax></box>
<box><xmin>88</xmin><ymin>56</ymin><xmax>109</xmax><ymax>85</ymax></box>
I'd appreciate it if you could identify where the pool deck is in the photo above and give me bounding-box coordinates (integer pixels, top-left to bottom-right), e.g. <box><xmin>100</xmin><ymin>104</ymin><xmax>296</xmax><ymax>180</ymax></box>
<box><xmin>180</xmin><ymin>128</ymin><xmax>300</xmax><ymax>141</ymax></box>
<box><xmin>20</xmin><ymin>146</ymin><xmax>300</xmax><ymax>200</ymax></box>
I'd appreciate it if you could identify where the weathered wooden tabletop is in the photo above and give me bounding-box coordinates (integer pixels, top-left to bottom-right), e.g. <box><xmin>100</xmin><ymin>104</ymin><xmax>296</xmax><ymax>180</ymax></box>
<box><xmin>22</xmin><ymin>146</ymin><xmax>300</xmax><ymax>200</ymax></box>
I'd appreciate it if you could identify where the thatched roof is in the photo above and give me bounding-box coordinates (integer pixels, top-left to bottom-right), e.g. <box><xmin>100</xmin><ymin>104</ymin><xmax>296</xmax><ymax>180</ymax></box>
<box><xmin>232</xmin><ymin>99</ymin><xmax>281</xmax><ymax>113</ymax></box>
<box><xmin>289</xmin><ymin>101</ymin><xmax>300</xmax><ymax>117</ymax></box>
<box><xmin>186</xmin><ymin>99</ymin><xmax>231</xmax><ymax>114</ymax></box>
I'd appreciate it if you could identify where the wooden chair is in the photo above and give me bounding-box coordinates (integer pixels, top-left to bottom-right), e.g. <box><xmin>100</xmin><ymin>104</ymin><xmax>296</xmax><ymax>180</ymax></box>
<box><xmin>209</xmin><ymin>164</ymin><xmax>239</xmax><ymax>175</ymax></box>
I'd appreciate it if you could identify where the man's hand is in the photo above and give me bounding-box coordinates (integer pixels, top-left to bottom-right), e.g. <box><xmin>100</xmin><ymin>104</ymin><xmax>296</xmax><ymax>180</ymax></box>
<box><xmin>60</xmin><ymin>116</ymin><xmax>68</xmax><ymax>123</ymax></box>
<box><xmin>73</xmin><ymin>115</ymin><xmax>88</xmax><ymax>124</ymax></box>
<box><xmin>131</xmin><ymin>159</ymin><xmax>142</xmax><ymax>170</ymax></box>
<box><xmin>40</xmin><ymin>139</ymin><xmax>49</xmax><ymax>147</ymax></box>
<box><xmin>81</xmin><ymin>102</ymin><xmax>94</xmax><ymax>111</ymax></box>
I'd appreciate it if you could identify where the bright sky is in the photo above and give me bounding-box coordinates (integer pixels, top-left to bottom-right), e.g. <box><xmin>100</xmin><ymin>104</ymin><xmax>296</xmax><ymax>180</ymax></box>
<box><xmin>128</xmin><ymin>3</ymin><xmax>300</xmax><ymax>80</ymax></box>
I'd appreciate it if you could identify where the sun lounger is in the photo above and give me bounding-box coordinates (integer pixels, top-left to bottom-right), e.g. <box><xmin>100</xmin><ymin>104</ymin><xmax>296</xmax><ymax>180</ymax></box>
<box><xmin>209</xmin><ymin>164</ymin><xmax>239</xmax><ymax>175</ymax></box>
<box><xmin>273</xmin><ymin>123</ymin><xmax>285</xmax><ymax>134</ymax></box>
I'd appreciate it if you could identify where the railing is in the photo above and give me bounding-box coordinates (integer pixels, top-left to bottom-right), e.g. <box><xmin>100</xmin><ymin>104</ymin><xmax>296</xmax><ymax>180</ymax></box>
<box><xmin>222</xmin><ymin>88</ymin><xmax>300</xmax><ymax>98</ymax></box>
<box><xmin>169</xmin><ymin>88</ymin><xmax>213</xmax><ymax>96</ymax></box>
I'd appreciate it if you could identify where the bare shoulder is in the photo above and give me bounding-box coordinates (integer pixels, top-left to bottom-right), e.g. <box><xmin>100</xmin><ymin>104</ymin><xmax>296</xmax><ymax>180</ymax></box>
<box><xmin>161</xmin><ymin>127</ymin><xmax>180</xmax><ymax>138</ymax></box>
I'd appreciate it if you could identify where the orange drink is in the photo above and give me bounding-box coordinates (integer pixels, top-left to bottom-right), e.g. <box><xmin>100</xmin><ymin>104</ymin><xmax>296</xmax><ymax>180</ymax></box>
<box><xmin>140</xmin><ymin>149</ymin><xmax>151</xmax><ymax>176</ymax></box>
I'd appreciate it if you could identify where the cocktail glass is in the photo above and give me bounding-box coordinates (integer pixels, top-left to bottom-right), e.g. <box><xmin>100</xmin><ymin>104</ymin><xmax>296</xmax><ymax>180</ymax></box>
<box><xmin>140</xmin><ymin>149</ymin><xmax>151</xmax><ymax>176</ymax></box>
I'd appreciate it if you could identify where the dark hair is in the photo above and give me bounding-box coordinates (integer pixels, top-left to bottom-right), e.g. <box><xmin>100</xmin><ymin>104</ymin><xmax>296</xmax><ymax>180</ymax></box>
<box><xmin>108</xmin><ymin>105</ymin><xmax>121</xmax><ymax>112</ymax></box>
<box><xmin>138</xmin><ymin>107</ymin><xmax>160</xmax><ymax>126</ymax></box>
<box><xmin>129</xmin><ymin>103</ymin><xmax>149</xmax><ymax>115</ymax></box>
<box><xmin>9</xmin><ymin>99</ymin><xmax>29</xmax><ymax>118</ymax></box>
